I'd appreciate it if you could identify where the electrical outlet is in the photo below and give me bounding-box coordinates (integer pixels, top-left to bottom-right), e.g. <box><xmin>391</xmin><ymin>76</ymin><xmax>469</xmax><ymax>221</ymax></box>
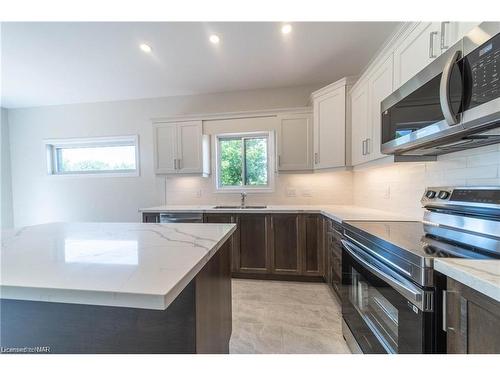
<box><xmin>286</xmin><ymin>187</ymin><xmax>297</xmax><ymax>197</ymax></box>
<box><xmin>195</xmin><ymin>190</ymin><xmax>202</xmax><ymax>198</ymax></box>
<box><xmin>302</xmin><ymin>189</ymin><xmax>312</xmax><ymax>197</ymax></box>
<box><xmin>383</xmin><ymin>186</ymin><xmax>390</xmax><ymax>199</ymax></box>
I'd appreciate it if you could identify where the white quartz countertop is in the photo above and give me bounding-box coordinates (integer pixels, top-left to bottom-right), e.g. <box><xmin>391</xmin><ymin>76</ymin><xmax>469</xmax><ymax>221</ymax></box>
<box><xmin>139</xmin><ymin>204</ymin><xmax>414</xmax><ymax>223</ymax></box>
<box><xmin>434</xmin><ymin>259</ymin><xmax>500</xmax><ymax>302</ymax></box>
<box><xmin>1</xmin><ymin>222</ymin><xmax>236</xmax><ymax>310</ymax></box>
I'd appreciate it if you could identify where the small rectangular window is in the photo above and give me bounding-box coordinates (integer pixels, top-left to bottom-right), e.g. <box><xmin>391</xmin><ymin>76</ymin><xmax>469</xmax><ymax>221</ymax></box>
<box><xmin>45</xmin><ymin>136</ymin><xmax>139</xmax><ymax>177</ymax></box>
<box><xmin>216</xmin><ymin>132</ymin><xmax>273</xmax><ymax>191</ymax></box>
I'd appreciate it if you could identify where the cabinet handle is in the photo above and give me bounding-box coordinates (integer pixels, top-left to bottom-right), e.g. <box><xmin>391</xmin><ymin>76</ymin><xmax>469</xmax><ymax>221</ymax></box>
<box><xmin>442</xmin><ymin>290</ymin><xmax>447</xmax><ymax>332</ymax></box>
<box><xmin>314</xmin><ymin>152</ymin><xmax>319</xmax><ymax>164</ymax></box>
<box><xmin>429</xmin><ymin>31</ymin><xmax>438</xmax><ymax>58</ymax></box>
<box><xmin>362</xmin><ymin>140</ymin><xmax>366</xmax><ymax>155</ymax></box>
<box><xmin>278</xmin><ymin>155</ymin><xmax>281</xmax><ymax>167</ymax></box>
<box><xmin>177</xmin><ymin>159</ymin><xmax>181</xmax><ymax>170</ymax></box>
<box><xmin>440</xmin><ymin>21</ymin><xmax>450</xmax><ymax>50</ymax></box>
<box><xmin>173</xmin><ymin>158</ymin><xmax>177</xmax><ymax>170</ymax></box>
<box><xmin>366</xmin><ymin>138</ymin><xmax>371</xmax><ymax>155</ymax></box>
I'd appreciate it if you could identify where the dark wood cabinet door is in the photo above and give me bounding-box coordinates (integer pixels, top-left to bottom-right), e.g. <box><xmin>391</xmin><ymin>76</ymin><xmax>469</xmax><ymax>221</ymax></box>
<box><xmin>204</xmin><ymin>214</ymin><xmax>240</xmax><ymax>273</ymax></box>
<box><xmin>446</xmin><ymin>278</ymin><xmax>500</xmax><ymax>353</ymax></box>
<box><xmin>142</xmin><ymin>213</ymin><xmax>160</xmax><ymax>223</ymax></box>
<box><xmin>301</xmin><ymin>215</ymin><xmax>324</xmax><ymax>276</ymax></box>
<box><xmin>238</xmin><ymin>214</ymin><xmax>270</xmax><ymax>273</ymax></box>
<box><xmin>270</xmin><ymin>214</ymin><xmax>301</xmax><ymax>275</ymax></box>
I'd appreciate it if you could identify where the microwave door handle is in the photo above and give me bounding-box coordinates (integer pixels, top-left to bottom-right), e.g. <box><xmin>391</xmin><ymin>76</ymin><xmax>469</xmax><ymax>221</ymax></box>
<box><xmin>341</xmin><ymin>239</ymin><xmax>425</xmax><ymax>310</ymax></box>
<box><xmin>440</xmin><ymin>49</ymin><xmax>462</xmax><ymax>125</ymax></box>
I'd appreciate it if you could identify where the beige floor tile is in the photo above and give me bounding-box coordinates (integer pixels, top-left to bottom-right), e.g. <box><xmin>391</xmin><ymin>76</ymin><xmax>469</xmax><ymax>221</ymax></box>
<box><xmin>230</xmin><ymin>279</ymin><xmax>350</xmax><ymax>354</ymax></box>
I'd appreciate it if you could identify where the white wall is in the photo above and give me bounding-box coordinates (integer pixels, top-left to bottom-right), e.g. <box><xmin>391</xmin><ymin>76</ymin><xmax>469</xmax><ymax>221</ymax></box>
<box><xmin>7</xmin><ymin>83</ymin><xmax>335</xmax><ymax>227</ymax></box>
<box><xmin>1</xmin><ymin>108</ymin><xmax>14</xmax><ymax>228</ymax></box>
<box><xmin>352</xmin><ymin>144</ymin><xmax>500</xmax><ymax>219</ymax></box>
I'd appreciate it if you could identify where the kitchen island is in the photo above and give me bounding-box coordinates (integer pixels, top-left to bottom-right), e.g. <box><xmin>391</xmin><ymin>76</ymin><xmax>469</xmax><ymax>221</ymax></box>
<box><xmin>0</xmin><ymin>222</ymin><xmax>236</xmax><ymax>354</ymax></box>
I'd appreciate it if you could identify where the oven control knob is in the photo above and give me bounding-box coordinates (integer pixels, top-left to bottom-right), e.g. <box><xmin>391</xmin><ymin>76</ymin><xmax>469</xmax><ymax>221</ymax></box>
<box><xmin>438</xmin><ymin>191</ymin><xmax>450</xmax><ymax>199</ymax></box>
<box><xmin>425</xmin><ymin>190</ymin><xmax>436</xmax><ymax>199</ymax></box>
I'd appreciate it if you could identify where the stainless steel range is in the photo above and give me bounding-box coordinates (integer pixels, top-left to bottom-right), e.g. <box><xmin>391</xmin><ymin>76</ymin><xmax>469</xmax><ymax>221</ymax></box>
<box><xmin>341</xmin><ymin>186</ymin><xmax>500</xmax><ymax>354</ymax></box>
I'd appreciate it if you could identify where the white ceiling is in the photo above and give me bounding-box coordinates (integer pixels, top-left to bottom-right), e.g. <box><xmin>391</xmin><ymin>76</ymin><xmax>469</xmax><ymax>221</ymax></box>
<box><xmin>1</xmin><ymin>22</ymin><xmax>399</xmax><ymax>108</ymax></box>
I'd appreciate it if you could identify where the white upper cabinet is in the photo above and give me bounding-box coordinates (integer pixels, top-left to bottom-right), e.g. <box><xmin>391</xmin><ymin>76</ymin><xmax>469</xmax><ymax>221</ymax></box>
<box><xmin>367</xmin><ymin>54</ymin><xmax>394</xmax><ymax>161</ymax></box>
<box><xmin>445</xmin><ymin>22</ymin><xmax>481</xmax><ymax>49</ymax></box>
<box><xmin>350</xmin><ymin>55</ymin><xmax>394</xmax><ymax>166</ymax></box>
<box><xmin>393</xmin><ymin>22</ymin><xmax>482</xmax><ymax>89</ymax></box>
<box><xmin>154</xmin><ymin>120</ymin><xmax>208</xmax><ymax>175</ymax></box>
<box><xmin>176</xmin><ymin>121</ymin><xmax>203</xmax><ymax>173</ymax></box>
<box><xmin>350</xmin><ymin>81</ymin><xmax>370</xmax><ymax>166</ymax></box>
<box><xmin>277</xmin><ymin>113</ymin><xmax>313</xmax><ymax>171</ymax></box>
<box><xmin>311</xmin><ymin>78</ymin><xmax>353</xmax><ymax>170</ymax></box>
<box><xmin>154</xmin><ymin>123</ymin><xmax>178</xmax><ymax>174</ymax></box>
<box><xmin>393</xmin><ymin>22</ymin><xmax>442</xmax><ymax>89</ymax></box>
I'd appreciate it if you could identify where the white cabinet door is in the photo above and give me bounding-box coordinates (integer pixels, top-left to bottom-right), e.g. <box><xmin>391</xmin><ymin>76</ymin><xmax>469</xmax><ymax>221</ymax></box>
<box><xmin>277</xmin><ymin>113</ymin><xmax>313</xmax><ymax>171</ymax></box>
<box><xmin>313</xmin><ymin>86</ymin><xmax>346</xmax><ymax>169</ymax></box>
<box><xmin>350</xmin><ymin>81</ymin><xmax>369</xmax><ymax>166</ymax></box>
<box><xmin>177</xmin><ymin>121</ymin><xmax>203</xmax><ymax>173</ymax></box>
<box><xmin>154</xmin><ymin>123</ymin><xmax>177</xmax><ymax>174</ymax></box>
<box><xmin>367</xmin><ymin>54</ymin><xmax>394</xmax><ymax>161</ymax></box>
<box><xmin>444</xmin><ymin>22</ymin><xmax>480</xmax><ymax>50</ymax></box>
<box><xmin>393</xmin><ymin>22</ymin><xmax>441</xmax><ymax>88</ymax></box>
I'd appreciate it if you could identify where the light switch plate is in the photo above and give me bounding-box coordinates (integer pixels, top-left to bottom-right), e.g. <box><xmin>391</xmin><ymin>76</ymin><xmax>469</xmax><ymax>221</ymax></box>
<box><xmin>286</xmin><ymin>187</ymin><xmax>297</xmax><ymax>197</ymax></box>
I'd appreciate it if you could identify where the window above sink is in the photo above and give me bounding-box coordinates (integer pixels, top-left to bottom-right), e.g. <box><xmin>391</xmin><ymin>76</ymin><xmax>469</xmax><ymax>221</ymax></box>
<box><xmin>215</xmin><ymin>131</ymin><xmax>275</xmax><ymax>193</ymax></box>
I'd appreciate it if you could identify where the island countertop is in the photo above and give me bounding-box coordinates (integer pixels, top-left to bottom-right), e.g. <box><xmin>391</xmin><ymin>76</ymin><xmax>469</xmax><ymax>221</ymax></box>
<box><xmin>0</xmin><ymin>222</ymin><xmax>236</xmax><ymax>310</ymax></box>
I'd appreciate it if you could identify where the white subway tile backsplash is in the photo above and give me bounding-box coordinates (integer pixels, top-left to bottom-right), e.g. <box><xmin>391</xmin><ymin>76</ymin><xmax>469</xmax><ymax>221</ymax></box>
<box><xmin>445</xmin><ymin>165</ymin><xmax>498</xmax><ymax>180</ymax></box>
<box><xmin>353</xmin><ymin>145</ymin><xmax>500</xmax><ymax>219</ymax></box>
<box><xmin>466</xmin><ymin>151</ymin><xmax>500</xmax><ymax>167</ymax></box>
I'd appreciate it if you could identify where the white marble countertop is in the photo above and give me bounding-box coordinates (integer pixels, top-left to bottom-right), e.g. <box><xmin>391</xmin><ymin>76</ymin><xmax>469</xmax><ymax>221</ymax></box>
<box><xmin>434</xmin><ymin>259</ymin><xmax>500</xmax><ymax>302</ymax></box>
<box><xmin>1</xmin><ymin>222</ymin><xmax>236</xmax><ymax>310</ymax></box>
<box><xmin>139</xmin><ymin>204</ymin><xmax>415</xmax><ymax>223</ymax></box>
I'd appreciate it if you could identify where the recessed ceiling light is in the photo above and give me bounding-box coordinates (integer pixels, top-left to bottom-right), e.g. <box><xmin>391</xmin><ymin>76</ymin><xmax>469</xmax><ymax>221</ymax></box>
<box><xmin>139</xmin><ymin>43</ymin><xmax>152</xmax><ymax>53</ymax></box>
<box><xmin>209</xmin><ymin>34</ymin><xmax>220</xmax><ymax>44</ymax></box>
<box><xmin>281</xmin><ymin>24</ymin><xmax>292</xmax><ymax>34</ymax></box>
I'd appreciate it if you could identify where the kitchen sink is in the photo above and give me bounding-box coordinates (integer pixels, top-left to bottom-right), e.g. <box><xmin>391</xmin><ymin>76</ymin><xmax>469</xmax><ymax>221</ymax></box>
<box><xmin>212</xmin><ymin>205</ymin><xmax>267</xmax><ymax>209</ymax></box>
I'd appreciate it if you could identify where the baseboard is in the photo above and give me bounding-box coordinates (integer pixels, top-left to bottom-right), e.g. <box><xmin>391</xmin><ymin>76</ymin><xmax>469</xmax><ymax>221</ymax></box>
<box><xmin>231</xmin><ymin>273</ymin><xmax>325</xmax><ymax>283</ymax></box>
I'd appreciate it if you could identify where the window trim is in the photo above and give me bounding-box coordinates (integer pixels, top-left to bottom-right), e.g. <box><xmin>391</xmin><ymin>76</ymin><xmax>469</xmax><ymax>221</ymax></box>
<box><xmin>44</xmin><ymin>135</ymin><xmax>140</xmax><ymax>178</ymax></box>
<box><xmin>214</xmin><ymin>131</ymin><xmax>275</xmax><ymax>193</ymax></box>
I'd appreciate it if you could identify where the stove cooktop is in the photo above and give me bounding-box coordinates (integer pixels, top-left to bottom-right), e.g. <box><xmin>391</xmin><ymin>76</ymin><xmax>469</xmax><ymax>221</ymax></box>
<box><xmin>343</xmin><ymin>220</ymin><xmax>500</xmax><ymax>263</ymax></box>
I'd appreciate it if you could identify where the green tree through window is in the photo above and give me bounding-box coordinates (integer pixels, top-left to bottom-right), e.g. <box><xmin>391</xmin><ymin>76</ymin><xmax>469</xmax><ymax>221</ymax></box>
<box><xmin>218</xmin><ymin>135</ymin><xmax>268</xmax><ymax>188</ymax></box>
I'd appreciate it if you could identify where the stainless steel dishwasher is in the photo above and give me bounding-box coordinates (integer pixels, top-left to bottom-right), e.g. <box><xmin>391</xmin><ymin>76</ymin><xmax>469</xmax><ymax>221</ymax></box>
<box><xmin>159</xmin><ymin>212</ymin><xmax>204</xmax><ymax>223</ymax></box>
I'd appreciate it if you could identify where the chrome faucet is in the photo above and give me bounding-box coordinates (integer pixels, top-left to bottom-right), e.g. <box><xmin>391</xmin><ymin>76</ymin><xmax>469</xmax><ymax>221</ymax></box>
<box><xmin>240</xmin><ymin>192</ymin><xmax>247</xmax><ymax>208</ymax></box>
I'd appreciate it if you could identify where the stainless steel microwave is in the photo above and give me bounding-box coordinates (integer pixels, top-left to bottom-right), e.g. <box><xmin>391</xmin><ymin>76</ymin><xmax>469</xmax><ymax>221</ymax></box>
<box><xmin>381</xmin><ymin>22</ymin><xmax>500</xmax><ymax>159</ymax></box>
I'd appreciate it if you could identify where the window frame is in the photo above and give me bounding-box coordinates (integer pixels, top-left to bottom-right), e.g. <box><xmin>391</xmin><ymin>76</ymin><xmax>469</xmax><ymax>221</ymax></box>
<box><xmin>44</xmin><ymin>135</ymin><xmax>140</xmax><ymax>177</ymax></box>
<box><xmin>215</xmin><ymin>131</ymin><xmax>275</xmax><ymax>193</ymax></box>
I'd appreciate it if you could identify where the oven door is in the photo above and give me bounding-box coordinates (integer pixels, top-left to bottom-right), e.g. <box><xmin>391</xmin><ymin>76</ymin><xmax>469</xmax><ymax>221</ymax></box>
<box><xmin>341</xmin><ymin>239</ymin><xmax>435</xmax><ymax>354</ymax></box>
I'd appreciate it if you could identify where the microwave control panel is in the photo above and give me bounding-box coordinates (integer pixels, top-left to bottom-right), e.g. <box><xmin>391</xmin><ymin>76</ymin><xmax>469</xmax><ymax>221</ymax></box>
<box><xmin>466</xmin><ymin>32</ymin><xmax>500</xmax><ymax>107</ymax></box>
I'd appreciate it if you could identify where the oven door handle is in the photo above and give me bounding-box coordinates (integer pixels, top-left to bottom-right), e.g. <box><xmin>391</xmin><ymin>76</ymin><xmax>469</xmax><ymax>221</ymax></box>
<box><xmin>342</xmin><ymin>239</ymin><xmax>431</xmax><ymax>311</ymax></box>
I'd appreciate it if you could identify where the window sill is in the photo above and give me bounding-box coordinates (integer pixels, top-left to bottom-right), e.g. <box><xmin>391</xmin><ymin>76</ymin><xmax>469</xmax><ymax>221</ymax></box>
<box><xmin>47</xmin><ymin>171</ymin><xmax>140</xmax><ymax>178</ymax></box>
<box><xmin>214</xmin><ymin>187</ymin><xmax>274</xmax><ymax>194</ymax></box>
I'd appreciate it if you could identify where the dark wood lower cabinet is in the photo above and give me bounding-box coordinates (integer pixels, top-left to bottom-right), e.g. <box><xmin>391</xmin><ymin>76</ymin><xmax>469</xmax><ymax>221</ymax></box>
<box><xmin>236</xmin><ymin>214</ymin><xmax>270</xmax><ymax>274</ymax></box>
<box><xmin>325</xmin><ymin>218</ymin><xmax>343</xmax><ymax>299</ymax></box>
<box><xmin>445</xmin><ymin>278</ymin><xmax>500</xmax><ymax>353</ymax></box>
<box><xmin>218</xmin><ymin>213</ymin><xmax>325</xmax><ymax>281</ymax></box>
<box><xmin>302</xmin><ymin>214</ymin><xmax>324</xmax><ymax>277</ymax></box>
<box><xmin>142</xmin><ymin>212</ymin><xmax>160</xmax><ymax>223</ymax></box>
<box><xmin>270</xmin><ymin>214</ymin><xmax>301</xmax><ymax>275</ymax></box>
<box><xmin>204</xmin><ymin>213</ymin><xmax>240</xmax><ymax>273</ymax></box>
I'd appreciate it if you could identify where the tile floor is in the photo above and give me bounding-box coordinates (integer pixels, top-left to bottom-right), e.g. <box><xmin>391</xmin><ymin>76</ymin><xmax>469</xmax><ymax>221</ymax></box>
<box><xmin>229</xmin><ymin>278</ymin><xmax>351</xmax><ymax>354</ymax></box>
